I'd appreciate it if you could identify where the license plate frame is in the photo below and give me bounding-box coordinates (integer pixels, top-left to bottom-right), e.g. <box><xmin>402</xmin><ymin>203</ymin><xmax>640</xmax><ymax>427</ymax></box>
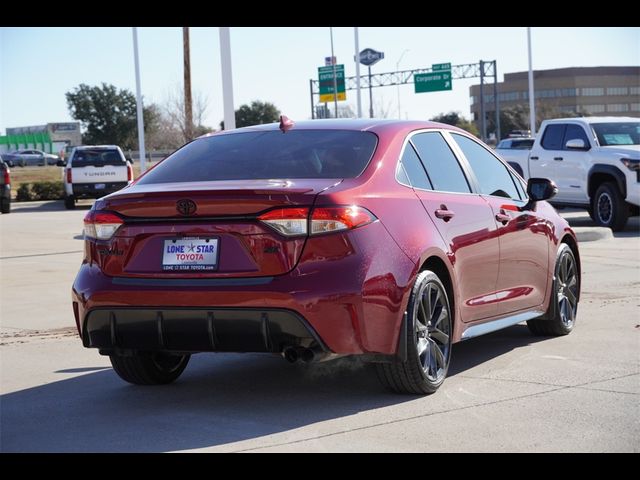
<box><xmin>162</xmin><ymin>237</ymin><xmax>220</xmax><ymax>272</ymax></box>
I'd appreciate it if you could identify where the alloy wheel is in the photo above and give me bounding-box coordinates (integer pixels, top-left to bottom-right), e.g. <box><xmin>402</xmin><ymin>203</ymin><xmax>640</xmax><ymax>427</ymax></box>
<box><xmin>415</xmin><ymin>281</ymin><xmax>451</xmax><ymax>382</ymax></box>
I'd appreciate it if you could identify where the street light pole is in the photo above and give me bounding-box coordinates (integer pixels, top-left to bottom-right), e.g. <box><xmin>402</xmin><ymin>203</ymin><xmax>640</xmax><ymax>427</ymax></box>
<box><xmin>131</xmin><ymin>27</ymin><xmax>146</xmax><ymax>173</ymax></box>
<box><xmin>330</xmin><ymin>27</ymin><xmax>339</xmax><ymax>118</ymax></box>
<box><xmin>396</xmin><ymin>49</ymin><xmax>409</xmax><ymax>119</ymax></box>
<box><xmin>527</xmin><ymin>27</ymin><xmax>536</xmax><ymax>136</ymax></box>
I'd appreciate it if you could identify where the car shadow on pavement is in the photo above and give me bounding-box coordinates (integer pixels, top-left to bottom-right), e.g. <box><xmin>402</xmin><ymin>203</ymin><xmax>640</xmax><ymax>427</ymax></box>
<box><xmin>0</xmin><ymin>353</ymin><xmax>410</xmax><ymax>452</ymax></box>
<box><xmin>10</xmin><ymin>201</ymin><xmax>93</xmax><ymax>213</ymax></box>
<box><xmin>1</xmin><ymin>325</ymin><xmax>549</xmax><ymax>452</ymax></box>
<box><xmin>448</xmin><ymin>324</ymin><xmax>548</xmax><ymax>377</ymax></box>
<box><xmin>562</xmin><ymin>211</ymin><xmax>639</xmax><ymax>238</ymax></box>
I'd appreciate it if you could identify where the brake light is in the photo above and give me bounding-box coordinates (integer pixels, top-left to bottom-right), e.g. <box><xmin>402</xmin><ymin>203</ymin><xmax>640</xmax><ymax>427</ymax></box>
<box><xmin>66</xmin><ymin>168</ymin><xmax>72</xmax><ymax>183</ymax></box>
<box><xmin>258</xmin><ymin>206</ymin><xmax>377</xmax><ymax>237</ymax></box>
<box><xmin>3</xmin><ymin>167</ymin><xmax>9</xmax><ymax>185</ymax></box>
<box><xmin>127</xmin><ymin>162</ymin><xmax>133</xmax><ymax>181</ymax></box>
<box><xmin>83</xmin><ymin>210</ymin><xmax>124</xmax><ymax>240</ymax></box>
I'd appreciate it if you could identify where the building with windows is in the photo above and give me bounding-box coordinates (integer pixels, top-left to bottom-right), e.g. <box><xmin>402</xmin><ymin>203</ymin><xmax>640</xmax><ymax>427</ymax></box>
<box><xmin>469</xmin><ymin>66</ymin><xmax>640</xmax><ymax>133</ymax></box>
<box><xmin>1</xmin><ymin>122</ymin><xmax>81</xmax><ymax>155</ymax></box>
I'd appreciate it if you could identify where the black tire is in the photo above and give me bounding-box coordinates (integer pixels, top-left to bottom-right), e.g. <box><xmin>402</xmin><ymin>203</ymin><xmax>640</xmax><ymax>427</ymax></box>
<box><xmin>64</xmin><ymin>195</ymin><xmax>75</xmax><ymax>210</ymax></box>
<box><xmin>1</xmin><ymin>198</ymin><xmax>10</xmax><ymax>214</ymax></box>
<box><xmin>593</xmin><ymin>182</ymin><xmax>628</xmax><ymax>231</ymax></box>
<box><xmin>376</xmin><ymin>270</ymin><xmax>453</xmax><ymax>395</ymax></box>
<box><xmin>110</xmin><ymin>352</ymin><xmax>190</xmax><ymax>385</ymax></box>
<box><xmin>527</xmin><ymin>243</ymin><xmax>579</xmax><ymax>336</ymax></box>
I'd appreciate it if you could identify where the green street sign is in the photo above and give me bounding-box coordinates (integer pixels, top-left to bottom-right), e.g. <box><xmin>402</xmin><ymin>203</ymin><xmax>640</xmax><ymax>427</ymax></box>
<box><xmin>414</xmin><ymin>71</ymin><xmax>453</xmax><ymax>93</ymax></box>
<box><xmin>432</xmin><ymin>62</ymin><xmax>451</xmax><ymax>71</ymax></box>
<box><xmin>318</xmin><ymin>65</ymin><xmax>346</xmax><ymax>102</ymax></box>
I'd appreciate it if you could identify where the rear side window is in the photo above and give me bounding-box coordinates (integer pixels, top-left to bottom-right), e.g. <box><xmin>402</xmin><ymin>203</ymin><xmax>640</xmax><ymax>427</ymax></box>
<box><xmin>72</xmin><ymin>149</ymin><xmax>125</xmax><ymax>167</ymax></box>
<box><xmin>541</xmin><ymin>124</ymin><xmax>566</xmax><ymax>150</ymax></box>
<box><xmin>410</xmin><ymin>132</ymin><xmax>471</xmax><ymax>194</ymax></box>
<box><xmin>397</xmin><ymin>143</ymin><xmax>432</xmax><ymax>190</ymax></box>
<box><xmin>137</xmin><ymin>130</ymin><xmax>378</xmax><ymax>184</ymax></box>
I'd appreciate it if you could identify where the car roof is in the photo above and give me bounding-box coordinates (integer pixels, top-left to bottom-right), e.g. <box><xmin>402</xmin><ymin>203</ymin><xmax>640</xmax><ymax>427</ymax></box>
<box><xmin>74</xmin><ymin>145</ymin><xmax>121</xmax><ymax>150</ymax></box>
<box><xmin>199</xmin><ymin>118</ymin><xmax>470</xmax><ymax>139</ymax></box>
<box><xmin>544</xmin><ymin>116</ymin><xmax>640</xmax><ymax>125</ymax></box>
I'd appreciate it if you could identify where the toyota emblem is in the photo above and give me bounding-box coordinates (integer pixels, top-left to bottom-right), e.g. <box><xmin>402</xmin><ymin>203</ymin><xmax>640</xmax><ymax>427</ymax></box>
<box><xmin>176</xmin><ymin>199</ymin><xmax>197</xmax><ymax>216</ymax></box>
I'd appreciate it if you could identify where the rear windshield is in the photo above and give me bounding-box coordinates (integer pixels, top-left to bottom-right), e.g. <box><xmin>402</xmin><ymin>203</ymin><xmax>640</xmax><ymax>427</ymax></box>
<box><xmin>137</xmin><ymin>130</ymin><xmax>378</xmax><ymax>184</ymax></box>
<box><xmin>72</xmin><ymin>149</ymin><xmax>125</xmax><ymax>167</ymax></box>
<box><xmin>591</xmin><ymin>122</ymin><xmax>640</xmax><ymax>146</ymax></box>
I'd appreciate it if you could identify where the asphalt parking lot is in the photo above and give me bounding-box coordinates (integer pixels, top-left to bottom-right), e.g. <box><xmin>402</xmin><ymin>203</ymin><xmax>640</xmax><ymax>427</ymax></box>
<box><xmin>1</xmin><ymin>200</ymin><xmax>638</xmax><ymax>452</ymax></box>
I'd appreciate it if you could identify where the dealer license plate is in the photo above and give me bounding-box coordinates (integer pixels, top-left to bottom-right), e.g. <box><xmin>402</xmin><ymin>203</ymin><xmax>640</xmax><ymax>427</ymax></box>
<box><xmin>162</xmin><ymin>238</ymin><xmax>219</xmax><ymax>271</ymax></box>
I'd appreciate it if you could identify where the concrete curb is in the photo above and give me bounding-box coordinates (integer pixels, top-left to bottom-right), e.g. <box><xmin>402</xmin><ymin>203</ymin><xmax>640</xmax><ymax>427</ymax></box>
<box><xmin>573</xmin><ymin>226</ymin><xmax>614</xmax><ymax>242</ymax></box>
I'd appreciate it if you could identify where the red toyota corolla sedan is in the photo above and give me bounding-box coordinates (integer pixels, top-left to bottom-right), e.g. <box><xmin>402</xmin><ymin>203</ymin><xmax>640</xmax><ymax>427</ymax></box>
<box><xmin>71</xmin><ymin>118</ymin><xmax>580</xmax><ymax>394</ymax></box>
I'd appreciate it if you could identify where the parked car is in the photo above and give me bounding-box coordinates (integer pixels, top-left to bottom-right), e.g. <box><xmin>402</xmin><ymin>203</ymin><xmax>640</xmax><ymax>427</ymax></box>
<box><xmin>72</xmin><ymin>118</ymin><xmax>581</xmax><ymax>394</ymax></box>
<box><xmin>497</xmin><ymin>117</ymin><xmax>640</xmax><ymax>230</ymax></box>
<box><xmin>1</xmin><ymin>149</ymin><xmax>59</xmax><ymax>167</ymax></box>
<box><xmin>61</xmin><ymin>145</ymin><xmax>133</xmax><ymax>209</ymax></box>
<box><xmin>1</xmin><ymin>157</ymin><xmax>11</xmax><ymax>213</ymax></box>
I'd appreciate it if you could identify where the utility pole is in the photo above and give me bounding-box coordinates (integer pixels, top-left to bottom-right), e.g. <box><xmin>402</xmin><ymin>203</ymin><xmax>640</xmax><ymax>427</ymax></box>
<box><xmin>131</xmin><ymin>27</ymin><xmax>146</xmax><ymax>173</ymax></box>
<box><xmin>527</xmin><ymin>27</ymin><xmax>536</xmax><ymax>136</ymax></box>
<box><xmin>368</xmin><ymin>66</ymin><xmax>374</xmax><ymax>118</ymax></box>
<box><xmin>219</xmin><ymin>27</ymin><xmax>236</xmax><ymax>130</ymax></box>
<box><xmin>354</xmin><ymin>27</ymin><xmax>362</xmax><ymax>118</ymax></box>
<box><xmin>329</xmin><ymin>27</ymin><xmax>339</xmax><ymax>118</ymax></box>
<box><xmin>183</xmin><ymin>27</ymin><xmax>193</xmax><ymax>141</ymax></box>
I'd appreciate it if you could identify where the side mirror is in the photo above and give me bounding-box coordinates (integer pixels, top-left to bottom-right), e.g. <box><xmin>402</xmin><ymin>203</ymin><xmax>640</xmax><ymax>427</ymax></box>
<box><xmin>56</xmin><ymin>159</ymin><xmax>66</xmax><ymax>167</ymax></box>
<box><xmin>527</xmin><ymin>178</ymin><xmax>558</xmax><ymax>201</ymax></box>
<box><xmin>565</xmin><ymin>138</ymin><xmax>588</xmax><ymax>150</ymax></box>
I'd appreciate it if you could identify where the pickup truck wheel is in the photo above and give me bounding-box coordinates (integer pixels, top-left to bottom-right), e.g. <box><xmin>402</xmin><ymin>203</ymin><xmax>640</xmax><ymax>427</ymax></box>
<box><xmin>110</xmin><ymin>352</ymin><xmax>190</xmax><ymax>385</ymax></box>
<box><xmin>64</xmin><ymin>195</ymin><xmax>76</xmax><ymax>210</ymax></box>
<box><xmin>593</xmin><ymin>182</ymin><xmax>628</xmax><ymax>231</ymax></box>
<box><xmin>1</xmin><ymin>198</ymin><xmax>10</xmax><ymax>214</ymax></box>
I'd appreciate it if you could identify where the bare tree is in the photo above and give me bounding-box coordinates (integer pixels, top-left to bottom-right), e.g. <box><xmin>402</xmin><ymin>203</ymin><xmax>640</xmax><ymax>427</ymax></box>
<box><xmin>163</xmin><ymin>84</ymin><xmax>212</xmax><ymax>144</ymax></box>
<box><xmin>374</xmin><ymin>94</ymin><xmax>394</xmax><ymax>119</ymax></box>
<box><xmin>183</xmin><ymin>27</ymin><xmax>193</xmax><ymax>141</ymax></box>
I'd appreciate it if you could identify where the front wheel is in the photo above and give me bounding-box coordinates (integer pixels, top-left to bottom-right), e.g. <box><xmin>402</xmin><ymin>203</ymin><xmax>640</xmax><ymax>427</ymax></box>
<box><xmin>110</xmin><ymin>352</ymin><xmax>190</xmax><ymax>385</ymax></box>
<box><xmin>527</xmin><ymin>243</ymin><xmax>579</xmax><ymax>336</ymax></box>
<box><xmin>376</xmin><ymin>270</ymin><xmax>452</xmax><ymax>395</ymax></box>
<box><xmin>1</xmin><ymin>198</ymin><xmax>10</xmax><ymax>214</ymax></box>
<box><xmin>593</xmin><ymin>182</ymin><xmax>628</xmax><ymax>231</ymax></box>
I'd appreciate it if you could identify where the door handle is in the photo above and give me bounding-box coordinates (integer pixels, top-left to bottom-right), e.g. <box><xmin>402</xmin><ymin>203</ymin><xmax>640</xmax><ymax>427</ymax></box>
<box><xmin>530</xmin><ymin>156</ymin><xmax>539</xmax><ymax>160</ymax></box>
<box><xmin>495</xmin><ymin>211</ymin><xmax>510</xmax><ymax>225</ymax></box>
<box><xmin>554</xmin><ymin>157</ymin><xmax>563</xmax><ymax>161</ymax></box>
<box><xmin>434</xmin><ymin>207</ymin><xmax>455</xmax><ymax>222</ymax></box>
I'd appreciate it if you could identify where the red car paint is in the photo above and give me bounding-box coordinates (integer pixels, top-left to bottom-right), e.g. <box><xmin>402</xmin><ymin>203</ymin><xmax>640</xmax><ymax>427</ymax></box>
<box><xmin>72</xmin><ymin>119</ymin><xmax>579</xmax><ymax>358</ymax></box>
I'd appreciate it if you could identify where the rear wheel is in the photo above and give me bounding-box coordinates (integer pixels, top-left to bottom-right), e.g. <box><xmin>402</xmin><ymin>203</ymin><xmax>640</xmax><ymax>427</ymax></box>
<box><xmin>376</xmin><ymin>270</ymin><xmax>452</xmax><ymax>395</ymax></box>
<box><xmin>109</xmin><ymin>352</ymin><xmax>190</xmax><ymax>385</ymax></box>
<box><xmin>64</xmin><ymin>194</ymin><xmax>75</xmax><ymax>209</ymax></box>
<box><xmin>527</xmin><ymin>244</ymin><xmax>579</xmax><ymax>336</ymax></box>
<box><xmin>593</xmin><ymin>182</ymin><xmax>628</xmax><ymax>231</ymax></box>
<box><xmin>1</xmin><ymin>198</ymin><xmax>10</xmax><ymax>214</ymax></box>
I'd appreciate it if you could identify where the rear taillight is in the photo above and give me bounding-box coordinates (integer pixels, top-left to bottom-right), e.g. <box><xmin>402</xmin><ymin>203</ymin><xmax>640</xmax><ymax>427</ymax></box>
<box><xmin>310</xmin><ymin>206</ymin><xmax>377</xmax><ymax>234</ymax></box>
<box><xmin>66</xmin><ymin>168</ymin><xmax>72</xmax><ymax>183</ymax></box>
<box><xmin>83</xmin><ymin>210</ymin><xmax>124</xmax><ymax>240</ymax></box>
<box><xmin>127</xmin><ymin>162</ymin><xmax>133</xmax><ymax>181</ymax></box>
<box><xmin>258</xmin><ymin>206</ymin><xmax>376</xmax><ymax>237</ymax></box>
<box><xmin>3</xmin><ymin>168</ymin><xmax>9</xmax><ymax>185</ymax></box>
<box><xmin>258</xmin><ymin>208</ymin><xmax>310</xmax><ymax>236</ymax></box>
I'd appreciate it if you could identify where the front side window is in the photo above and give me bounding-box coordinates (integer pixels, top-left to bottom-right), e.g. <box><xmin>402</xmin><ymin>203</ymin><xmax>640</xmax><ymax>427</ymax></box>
<box><xmin>137</xmin><ymin>130</ymin><xmax>378</xmax><ymax>184</ymax></box>
<box><xmin>451</xmin><ymin>133</ymin><xmax>521</xmax><ymax>200</ymax></box>
<box><xmin>410</xmin><ymin>132</ymin><xmax>471</xmax><ymax>194</ymax></box>
<box><xmin>563</xmin><ymin>124</ymin><xmax>591</xmax><ymax>148</ymax></box>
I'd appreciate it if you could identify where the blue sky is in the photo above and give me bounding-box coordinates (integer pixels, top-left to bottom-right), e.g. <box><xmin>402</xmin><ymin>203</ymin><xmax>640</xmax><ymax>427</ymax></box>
<box><xmin>1</xmin><ymin>27</ymin><xmax>638</xmax><ymax>134</ymax></box>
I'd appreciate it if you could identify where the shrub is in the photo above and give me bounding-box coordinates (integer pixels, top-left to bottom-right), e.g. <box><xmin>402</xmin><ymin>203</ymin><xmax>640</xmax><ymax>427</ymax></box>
<box><xmin>15</xmin><ymin>181</ymin><xmax>65</xmax><ymax>201</ymax></box>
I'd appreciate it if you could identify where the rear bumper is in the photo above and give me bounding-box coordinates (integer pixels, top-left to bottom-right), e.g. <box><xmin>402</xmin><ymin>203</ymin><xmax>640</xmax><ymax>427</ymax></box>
<box><xmin>72</xmin><ymin>222</ymin><xmax>417</xmax><ymax>356</ymax></box>
<box><xmin>83</xmin><ymin>306</ymin><xmax>328</xmax><ymax>356</ymax></box>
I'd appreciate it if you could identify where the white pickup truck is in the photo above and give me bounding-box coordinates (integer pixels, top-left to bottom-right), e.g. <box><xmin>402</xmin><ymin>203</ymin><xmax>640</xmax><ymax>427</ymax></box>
<box><xmin>62</xmin><ymin>145</ymin><xmax>133</xmax><ymax>209</ymax></box>
<box><xmin>498</xmin><ymin>117</ymin><xmax>640</xmax><ymax>230</ymax></box>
